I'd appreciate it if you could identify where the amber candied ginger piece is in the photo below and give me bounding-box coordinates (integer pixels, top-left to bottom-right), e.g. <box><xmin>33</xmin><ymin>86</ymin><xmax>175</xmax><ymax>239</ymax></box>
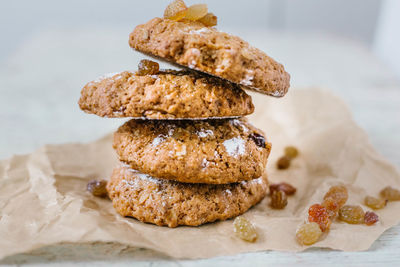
<box><xmin>137</xmin><ymin>59</ymin><xmax>159</xmax><ymax>76</ymax></box>
<box><xmin>338</xmin><ymin>205</ymin><xmax>365</xmax><ymax>224</ymax></box>
<box><xmin>233</xmin><ymin>216</ymin><xmax>258</xmax><ymax>242</ymax></box>
<box><xmin>164</xmin><ymin>0</ymin><xmax>188</xmax><ymax>21</ymax></box>
<box><xmin>380</xmin><ymin>186</ymin><xmax>400</xmax><ymax>201</ymax></box>
<box><xmin>185</xmin><ymin>4</ymin><xmax>208</xmax><ymax>21</ymax></box>
<box><xmin>296</xmin><ymin>222</ymin><xmax>322</xmax><ymax>246</ymax></box>
<box><xmin>197</xmin><ymin>12</ymin><xmax>217</xmax><ymax>26</ymax></box>
<box><xmin>364</xmin><ymin>196</ymin><xmax>387</xmax><ymax>210</ymax></box>
<box><xmin>308</xmin><ymin>204</ymin><xmax>331</xmax><ymax>232</ymax></box>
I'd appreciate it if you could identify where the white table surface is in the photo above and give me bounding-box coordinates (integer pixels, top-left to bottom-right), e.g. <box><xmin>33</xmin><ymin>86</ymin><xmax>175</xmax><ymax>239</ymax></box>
<box><xmin>1</xmin><ymin>27</ymin><xmax>400</xmax><ymax>266</ymax></box>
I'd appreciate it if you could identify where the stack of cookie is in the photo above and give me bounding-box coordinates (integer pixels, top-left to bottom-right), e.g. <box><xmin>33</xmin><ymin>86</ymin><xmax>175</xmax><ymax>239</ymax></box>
<box><xmin>79</xmin><ymin>1</ymin><xmax>290</xmax><ymax>227</ymax></box>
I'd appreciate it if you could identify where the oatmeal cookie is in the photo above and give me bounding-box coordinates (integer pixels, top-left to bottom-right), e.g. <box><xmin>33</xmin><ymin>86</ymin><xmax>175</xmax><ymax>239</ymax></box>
<box><xmin>107</xmin><ymin>165</ymin><xmax>268</xmax><ymax>227</ymax></box>
<box><xmin>129</xmin><ymin>18</ymin><xmax>290</xmax><ymax>97</ymax></box>
<box><xmin>113</xmin><ymin>118</ymin><xmax>271</xmax><ymax>184</ymax></box>
<box><xmin>78</xmin><ymin>70</ymin><xmax>253</xmax><ymax>119</ymax></box>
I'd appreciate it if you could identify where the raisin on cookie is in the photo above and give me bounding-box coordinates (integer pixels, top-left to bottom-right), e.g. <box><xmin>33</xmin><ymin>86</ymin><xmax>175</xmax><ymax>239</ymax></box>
<box><xmin>113</xmin><ymin>118</ymin><xmax>271</xmax><ymax>184</ymax></box>
<box><xmin>129</xmin><ymin>17</ymin><xmax>290</xmax><ymax>97</ymax></box>
<box><xmin>107</xmin><ymin>165</ymin><xmax>268</xmax><ymax>227</ymax></box>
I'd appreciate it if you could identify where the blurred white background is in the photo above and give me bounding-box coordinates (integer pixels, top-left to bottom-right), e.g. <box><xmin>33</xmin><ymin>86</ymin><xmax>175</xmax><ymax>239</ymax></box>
<box><xmin>0</xmin><ymin>0</ymin><xmax>399</xmax><ymax>77</ymax></box>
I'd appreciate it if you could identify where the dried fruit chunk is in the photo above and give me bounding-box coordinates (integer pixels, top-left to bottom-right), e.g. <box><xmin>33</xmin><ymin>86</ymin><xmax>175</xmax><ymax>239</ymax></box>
<box><xmin>364</xmin><ymin>196</ymin><xmax>387</xmax><ymax>210</ymax></box>
<box><xmin>270</xmin><ymin>190</ymin><xmax>288</xmax><ymax>209</ymax></box>
<box><xmin>338</xmin><ymin>205</ymin><xmax>365</xmax><ymax>224</ymax></box>
<box><xmin>137</xmin><ymin>59</ymin><xmax>159</xmax><ymax>76</ymax></box>
<box><xmin>284</xmin><ymin>146</ymin><xmax>299</xmax><ymax>159</ymax></box>
<box><xmin>197</xmin><ymin>12</ymin><xmax>217</xmax><ymax>26</ymax></box>
<box><xmin>87</xmin><ymin>179</ymin><xmax>108</xmax><ymax>198</ymax></box>
<box><xmin>296</xmin><ymin>222</ymin><xmax>322</xmax><ymax>246</ymax></box>
<box><xmin>249</xmin><ymin>133</ymin><xmax>266</xmax><ymax>148</ymax></box>
<box><xmin>233</xmin><ymin>217</ymin><xmax>258</xmax><ymax>242</ymax></box>
<box><xmin>380</xmin><ymin>186</ymin><xmax>400</xmax><ymax>201</ymax></box>
<box><xmin>308</xmin><ymin>204</ymin><xmax>331</xmax><ymax>232</ymax></box>
<box><xmin>269</xmin><ymin>182</ymin><xmax>296</xmax><ymax>196</ymax></box>
<box><xmin>322</xmin><ymin>185</ymin><xmax>348</xmax><ymax>216</ymax></box>
<box><xmin>277</xmin><ymin>156</ymin><xmax>291</xmax><ymax>170</ymax></box>
<box><xmin>164</xmin><ymin>0</ymin><xmax>188</xmax><ymax>21</ymax></box>
<box><xmin>185</xmin><ymin>4</ymin><xmax>208</xmax><ymax>21</ymax></box>
<box><xmin>364</xmin><ymin>211</ymin><xmax>379</xmax><ymax>226</ymax></box>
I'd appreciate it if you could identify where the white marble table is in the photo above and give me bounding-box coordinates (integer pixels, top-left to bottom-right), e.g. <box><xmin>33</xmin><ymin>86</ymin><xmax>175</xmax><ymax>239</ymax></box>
<box><xmin>1</xmin><ymin>27</ymin><xmax>399</xmax><ymax>266</ymax></box>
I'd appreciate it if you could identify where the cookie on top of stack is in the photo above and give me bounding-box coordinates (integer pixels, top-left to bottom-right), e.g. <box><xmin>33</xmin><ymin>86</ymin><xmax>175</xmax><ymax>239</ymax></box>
<box><xmin>79</xmin><ymin>0</ymin><xmax>290</xmax><ymax>227</ymax></box>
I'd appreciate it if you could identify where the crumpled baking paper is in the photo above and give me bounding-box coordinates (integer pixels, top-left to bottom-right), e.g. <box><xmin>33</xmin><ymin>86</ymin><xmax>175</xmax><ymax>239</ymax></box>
<box><xmin>1</xmin><ymin>88</ymin><xmax>400</xmax><ymax>260</ymax></box>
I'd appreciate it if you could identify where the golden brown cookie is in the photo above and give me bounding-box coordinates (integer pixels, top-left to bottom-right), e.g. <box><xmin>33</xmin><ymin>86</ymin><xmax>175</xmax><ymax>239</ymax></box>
<box><xmin>113</xmin><ymin>118</ymin><xmax>271</xmax><ymax>184</ymax></box>
<box><xmin>129</xmin><ymin>17</ymin><xmax>290</xmax><ymax>97</ymax></box>
<box><xmin>78</xmin><ymin>70</ymin><xmax>253</xmax><ymax>119</ymax></box>
<box><xmin>107</xmin><ymin>165</ymin><xmax>268</xmax><ymax>227</ymax></box>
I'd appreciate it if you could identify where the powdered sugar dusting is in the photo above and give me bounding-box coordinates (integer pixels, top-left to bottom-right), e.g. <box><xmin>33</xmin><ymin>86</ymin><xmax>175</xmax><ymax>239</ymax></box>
<box><xmin>240</xmin><ymin>70</ymin><xmax>254</xmax><ymax>86</ymax></box>
<box><xmin>189</xmin><ymin>27</ymin><xmax>211</xmax><ymax>35</ymax></box>
<box><xmin>184</xmin><ymin>48</ymin><xmax>200</xmax><ymax>69</ymax></box>
<box><xmin>201</xmin><ymin>158</ymin><xmax>210</xmax><ymax>169</ymax></box>
<box><xmin>125</xmin><ymin>168</ymin><xmax>162</xmax><ymax>185</ymax></box>
<box><xmin>223</xmin><ymin>137</ymin><xmax>246</xmax><ymax>157</ymax></box>
<box><xmin>230</xmin><ymin>119</ymin><xmax>249</xmax><ymax>133</ymax></box>
<box><xmin>175</xmin><ymin>144</ymin><xmax>187</xmax><ymax>157</ymax></box>
<box><xmin>112</xmin><ymin>106</ymin><xmax>124</xmax><ymax>116</ymax></box>
<box><xmin>152</xmin><ymin>135</ymin><xmax>165</xmax><ymax>147</ymax></box>
<box><xmin>188</xmin><ymin>59</ymin><xmax>197</xmax><ymax>68</ymax></box>
<box><xmin>167</xmin><ymin>127</ymin><xmax>175</xmax><ymax>136</ymax></box>
<box><xmin>135</xmin><ymin>172</ymin><xmax>162</xmax><ymax>184</ymax></box>
<box><xmin>215</xmin><ymin>57</ymin><xmax>232</xmax><ymax>73</ymax></box>
<box><xmin>92</xmin><ymin>72</ymin><xmax>120</xmax><ymax>83</ymax></box>
<box><xmin>197</xmin><ymin>129</ymin><xmax>214</xmax><ymax>138</ymax></box>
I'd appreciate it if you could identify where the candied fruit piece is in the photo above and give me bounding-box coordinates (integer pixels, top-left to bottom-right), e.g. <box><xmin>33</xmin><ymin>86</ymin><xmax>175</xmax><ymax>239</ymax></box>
<box><xmin>185</xmin><ymin>4</ymin><xmax>208</xmax><ymax>21</ymax></box>
<box><xmin>322</xmin><ymin>185</ymin><xmax>348</xmax><ymax>216</ymax></box>
<box><xmin>380</xmin><ymin>186</ymin><xmax>400</xmax><ymax>201</ymax></box>
<box><xmin>364</xmin><ymin>196</ymin><xmax>387</xmax><ymax>210</ymax></box>
<box><xmin>296</xmin><ymin>222</ymin><xmax>322</xmax><ymax>245</ymax></box>
<box><xmin>364</xmin><ymin>211</ymin><xmax>379</xmax><ymax>226</ymax></box>
<box><xmin>197</xmin><ymin>12</ymin><xmax>217</xmax><ymax>26</ymax></box>
<box><xmin>284</xmin><ymin>146</ymin><xmax>299</xmax><ymax>159</ymax></box>
<box><xmin>164</xmin><ymin>0</ymin><xmax>188</xmax><ymax>21</ymax></box>
<box><xmin>308</xmin><ymin>204</ymin><xmax>331</xmax><ymax>232</ymax></box>
<box><xmin>137</xmin><ymin>59</ymin><xmax>160</xmax><ymax>76</ymax></box>
<box><xmin>338</xmin><ymin>205</ymin><xmax>365</xmax><ymax>224</ymax></box>
<box><xmin>269</xmin><ymin>182</ymin><xmax>296</xmax><ymax>196</ymax></box>
<box><xmin>87</xmin><ymin>179</ymin><xmax>108</xmax><ymax>198</ymax></box>
<box><xmin>249</xmin><ymin>133</ymin><xmax>266</xmax><ymax>148</ymax></box>
<box><xmin>233</xmin><ymin>216</ymin><xmax>258</xmax><ymax>242</ymax></box>
<box><xmin>277</xmin><ymin>156</ymin><xmax>291</xmax><ymax>170</ymax></box>
<box><xmin>270</xmin><ymin>190</ymin><xmax>288</xmax><ymax>209</ymax></box>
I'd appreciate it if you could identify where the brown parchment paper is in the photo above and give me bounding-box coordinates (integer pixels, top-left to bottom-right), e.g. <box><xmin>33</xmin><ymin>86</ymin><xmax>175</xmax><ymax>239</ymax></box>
<box><xmin>1</xmin><ymin>88</ymin><xmax>400</xmax><ymax>260</ymax></box>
